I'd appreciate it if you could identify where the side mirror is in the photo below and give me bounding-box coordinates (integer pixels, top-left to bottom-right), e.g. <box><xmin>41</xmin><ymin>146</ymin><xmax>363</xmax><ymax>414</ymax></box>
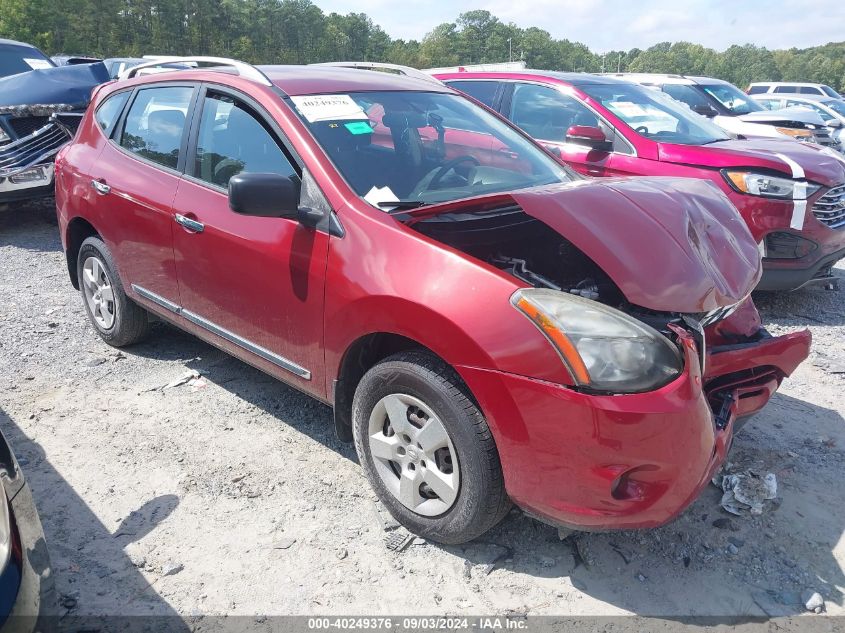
<box><xmin>565</xmin><ymin>125</ymin><xmax>613</xmax><ymax>152</ymax></box>
<box><xmin>229</xmin><ymin>173</ymin><xmax>300</xmax><ymax>218</ymax></box>
<box><xmin>692</xmin><ymin>103</ymin><xmax>719</xmax><ymax>117</ymax></box>
<box><xmin>827</xmin><ymin>118</ymin><xmax>842</xmax><ymax>128</ymax></box>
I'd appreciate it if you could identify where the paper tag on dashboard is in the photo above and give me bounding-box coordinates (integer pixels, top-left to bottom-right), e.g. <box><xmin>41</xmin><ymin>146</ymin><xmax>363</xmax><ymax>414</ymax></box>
<box><xmin>24</xmin><ymin>58</ymin><xmax>54</xmax><ymax>70</ymax></box>
<box><xmin>364</xmin><ymin>186</ymin><xmax>399</xmax><ymax>211</ymax></box>
<box><xmin>290</xmin><ymin>94</ymin><xmax>366</xmax><ymax>123</ymax></box>
<box><xmin>609</xmin><ymin>101</ymin><xmax>648</xmax><ymax>118</ymax></box>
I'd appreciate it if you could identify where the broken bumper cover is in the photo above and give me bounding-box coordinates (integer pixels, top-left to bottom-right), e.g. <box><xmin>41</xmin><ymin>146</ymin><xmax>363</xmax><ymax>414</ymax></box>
<box><xmin>0</xmin><ymin>114</ymin><xmax>73</xmax><ymax>203</ymax></box>
<box><xmin>458</xmin><ymin>327</ymin><xmax>811</xmax><ymax>531</ymax></box>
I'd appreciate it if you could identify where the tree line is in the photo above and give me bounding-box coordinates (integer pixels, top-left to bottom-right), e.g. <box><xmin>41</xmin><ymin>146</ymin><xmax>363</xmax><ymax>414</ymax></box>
<box><xmin>2</xmin><ymin>1</ymin><xmax>843</xmax><ymax>90</ymax></box>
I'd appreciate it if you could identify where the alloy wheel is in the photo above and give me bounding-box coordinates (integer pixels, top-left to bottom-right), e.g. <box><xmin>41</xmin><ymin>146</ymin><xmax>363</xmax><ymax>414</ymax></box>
<box><xmin>81</xmin><ymin>256</ymin><xmax>116</xmax><ymax>330</ymax></box>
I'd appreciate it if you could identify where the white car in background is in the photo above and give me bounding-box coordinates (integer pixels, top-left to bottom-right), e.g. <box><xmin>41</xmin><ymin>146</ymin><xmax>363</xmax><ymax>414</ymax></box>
<box><xmin>753</xmin><ymin>93</ymin><xmax>845</xmax><ymax>151</ymax></box>
<box><xmin>747</xmin><ymin>82</ymin><xmax>842</xmax><ymax>99</ymax></box>
<box><xmin>606</xmin><ymin>73</ymin><xmax>840</xmax><ymax>150</ymax></box>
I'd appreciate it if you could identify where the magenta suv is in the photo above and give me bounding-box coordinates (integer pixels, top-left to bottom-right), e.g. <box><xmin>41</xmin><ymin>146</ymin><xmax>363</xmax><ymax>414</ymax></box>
<box><xmin>436</xmin><ymin>71</ymin><xmax>845</xmax><ymax>291</ymax></box>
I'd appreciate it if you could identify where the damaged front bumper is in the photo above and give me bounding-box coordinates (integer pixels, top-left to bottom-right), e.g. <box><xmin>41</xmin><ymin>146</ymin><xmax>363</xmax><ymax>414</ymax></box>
<box><xmin>0</xmin><ymin>106</ymin><xmax>75</xmax><ymax>203</ymax></box>
<box><xmin>456</xmin><ymin>324</ymin><xmax>810</xmax><ymax>532</ymax></box>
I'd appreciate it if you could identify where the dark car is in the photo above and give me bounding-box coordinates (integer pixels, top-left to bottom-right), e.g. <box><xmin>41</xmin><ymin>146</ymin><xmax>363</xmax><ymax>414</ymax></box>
<box><xmin>56</xmin><ymin>58</ymin><xmax>809</xmax><ymax>543</ymax></box>
<box><xmin>0</xmin><ymin>41</ymin><xmax>109</xmax><ymax>206</ymax></box>
<box><xmin>0</xmin><ymin>427</ymin><xmax>54</xmax><ymax>631</ymax></box>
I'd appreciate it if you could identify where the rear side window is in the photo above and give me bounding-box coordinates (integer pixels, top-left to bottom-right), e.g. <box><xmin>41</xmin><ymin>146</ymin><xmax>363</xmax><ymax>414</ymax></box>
<box><xmin>774</xmin><ymin>86</ymin><xmax>796</xmax><ymax>93</ymax></box>
<box><xmin>447</xmin><ymin>81</ymin><xmax>499</xmax><ymax>108</ymax></box>
<box><xmin>193</xmin><ymin>92</ymin><xmax>297</xmax><ymax>189</ymax></box>
<box><xmin>510</xmin><ymin>83</ymin><xmax>599</xmax><ymax>142</ymax></box>
<box><xmin>95</xmin><ymin>92</ymin><xmax>130</xmax><ymax>135</ymax></box>
<box><xmin>746</xmin><ymin>85</ymin><xmax>767</xmax><ymax>95</ymax></box>
<box><xmin>119</xmin><ymin>86</ymin><xmax>193</xmax><ymax>170</ymax></box>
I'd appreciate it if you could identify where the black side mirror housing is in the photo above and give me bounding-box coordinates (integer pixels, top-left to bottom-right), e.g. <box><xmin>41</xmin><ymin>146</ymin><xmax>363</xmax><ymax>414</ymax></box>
<box><xmin>693</xmin><ymin>104</ymin><xmax>719</xmax><ymax>117</ymax></box>
<box><xmin>228</xmin><ymin>173</ymin><xmax>301</xmax><ymax>218</ymax></box>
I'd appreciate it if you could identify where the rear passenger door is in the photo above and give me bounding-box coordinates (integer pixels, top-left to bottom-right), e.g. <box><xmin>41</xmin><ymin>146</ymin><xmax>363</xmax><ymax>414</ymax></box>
<box><xmin>170</xmin><ymin>86</ymin><xmax>329</xmax><ymax>397</ymax></box>
<box><xmin>89</xmin><ymin>83</ymin><xmax>197</xmax><ymax>308</ymax></box>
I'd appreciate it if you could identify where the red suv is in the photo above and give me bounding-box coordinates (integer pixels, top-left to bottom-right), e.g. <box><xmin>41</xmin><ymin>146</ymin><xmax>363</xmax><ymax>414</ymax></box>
<box><xmin>437</xmin><ymin>71</ymin><xmax>845</xmax><ymax>291</ymax></box>
<box><xmin>56</xmin><ymin>59</ymin><xmax>810</xmax><ymax>543</ymax></box>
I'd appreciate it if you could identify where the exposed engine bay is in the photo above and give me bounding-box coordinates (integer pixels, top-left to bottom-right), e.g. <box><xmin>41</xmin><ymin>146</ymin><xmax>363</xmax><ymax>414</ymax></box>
<box><xmin>412</xmin><ymin>204</ymin><xmax>718</xmax><ymax>339</ymax></box>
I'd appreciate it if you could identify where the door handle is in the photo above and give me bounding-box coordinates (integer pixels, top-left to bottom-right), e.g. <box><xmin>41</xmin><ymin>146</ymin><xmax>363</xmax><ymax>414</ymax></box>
<box><xmin>174</xmin><ymin>214</ymin><xmax>204</xmax><ymax>233</ymax></box>
<box><xmin>91</xmin><ymin>180</ymin><xmax>111</xmax><ymax>195</ymax></box>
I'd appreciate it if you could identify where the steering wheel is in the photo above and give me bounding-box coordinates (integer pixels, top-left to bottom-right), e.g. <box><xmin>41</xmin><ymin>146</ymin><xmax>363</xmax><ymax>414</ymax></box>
<box><xmin>429</xmin><ymin>155</ymin><xmax>480</xmax><ymax>189</ymax></box>
<box><xmin>635</xmin><ymin>125</ymin><xmax>649</xmax><ymax>135</ymax></box>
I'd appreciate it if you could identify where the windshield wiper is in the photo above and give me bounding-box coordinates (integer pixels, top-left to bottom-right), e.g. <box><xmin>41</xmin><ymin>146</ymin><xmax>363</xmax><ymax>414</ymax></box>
<box><xmin>376</xmin><ymin>200</ymin><xmax>429</xmax><ymax>210</ymax></box>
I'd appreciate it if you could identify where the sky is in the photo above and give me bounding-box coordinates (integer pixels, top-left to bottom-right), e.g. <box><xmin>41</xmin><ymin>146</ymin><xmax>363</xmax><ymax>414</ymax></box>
<box><xmin>316</xmin><ymin>0</ymin><xmax>845</xmax><ymax>53</ymax></box>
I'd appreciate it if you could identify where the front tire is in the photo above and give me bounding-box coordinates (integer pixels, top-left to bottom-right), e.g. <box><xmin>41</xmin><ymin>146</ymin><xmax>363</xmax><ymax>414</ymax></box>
<box><xmin>77</xmin><ymin>236</ymin><xmax>149</xmax><ymax>347</ymax></box>
<box><xmin>352</xmin><ymin>351</ymin><xmax>510</xmax><ymax>544</ymax></box>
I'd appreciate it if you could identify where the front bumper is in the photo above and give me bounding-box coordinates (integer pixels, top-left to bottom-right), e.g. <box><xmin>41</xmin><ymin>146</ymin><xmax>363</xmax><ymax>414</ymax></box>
<box><xmin>758</xmin><ymin>245</ymin><xmax>845</xmax><ymax>291</ymax></box>
<box><xmin>458</xmin><ymin>327</ymin><xmax>811</xmax><ymax>531</ymax></box>
<box><xmin>729</xmin><ymin>193</ymin><xmax>845</xmax><ymax>291</ymax></box>
<box><xmin>0</xmin><ymin>163</ymin><xmax>55</xmax><ymax>204</ymax></box>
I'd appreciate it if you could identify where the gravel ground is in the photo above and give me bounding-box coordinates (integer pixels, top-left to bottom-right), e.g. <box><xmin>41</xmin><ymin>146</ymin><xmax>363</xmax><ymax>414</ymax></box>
<box><xmin>1</xmin><ymin>199</ymin><xmax>844</xmax><ymax>620</ymax></box>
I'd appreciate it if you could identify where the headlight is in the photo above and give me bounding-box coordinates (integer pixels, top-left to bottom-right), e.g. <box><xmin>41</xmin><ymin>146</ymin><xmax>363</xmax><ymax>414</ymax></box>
<box><xmin>774</xmin><ymin>127</ymin><xmax>814</xmax><ymax>141</ymax></box>
<box><xmin>512</xmin><ymin>289</ymin><xmax>683</xmax><ymax>393</ymax></box>
<box><xmin>723</xmin><ymin>170</ymin><xmax>821</xmax><ymax>200</ymax></box>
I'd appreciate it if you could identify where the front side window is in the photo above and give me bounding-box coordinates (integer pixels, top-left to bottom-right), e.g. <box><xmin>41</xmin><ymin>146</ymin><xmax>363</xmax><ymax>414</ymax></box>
<box><xmin>119</xmin><ymin>86</ymin><xmax>193</xmax><ymax>170</ymax></box>
<box><xmin>194</xmin><ymin>92</ymin><xmax>297</xmax><ymax>189</ymax></box>
<box><xmin>799</xmin><ymin>86</ymin><xmax>824</xmax><ymax>95</ymax></box>
<box><xmin>755</xmin><ymin>98</ymin><xmax>782</xmax><ymax>111</ymax></box>
<box><xmin>510</xmin><ymin>83</ymin><xmax>601</xmax><ymax>142</ymax></box>
<box><xmin>699</xmin><ymin>84</ymin><xmax>761</xmax><ymax>115</ymax></box>
<box><xmin>447</xmin><ymin>81</ymin><xmax>499</xmax><ymax>108</ymax></box>
<box><xmin>95</xmin><ymin>91</ymin><xmax>130</xmax><ymax>134</ymax></box>
<box><xmin>661</xmin><ymin>84</ymin><xmax>711</xmax><ymax>110</ymax></box>
<box><xmin>289</xmin><ymin>90</ymin><xmax>571</xmax><ymax>207</ymax></box>
<box><xmin>581</xmin><ymin>83</ymin><xmax>730</xmax><ymax>145</ymax></box>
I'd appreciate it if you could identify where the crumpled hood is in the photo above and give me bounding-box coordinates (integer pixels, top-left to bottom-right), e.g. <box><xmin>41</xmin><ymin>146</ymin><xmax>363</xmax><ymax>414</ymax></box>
<box><xmin>0</xmin><ymin>62</ymin><xmax>110</xmax><ymax>111</ymax></box>
<box><xmin>659</xmin><ymin>138</ymin><xmax>845</xmax><ymax>187</ymax></box>
<box><xmin>408</xmin><ymin>177</ymin><xmax>761</xmax><ymax>313</ymax></box>
<box><xmin>738</xmin><ymin>108</ymin><xmax>826</xmax><ymax>127</ymax></box>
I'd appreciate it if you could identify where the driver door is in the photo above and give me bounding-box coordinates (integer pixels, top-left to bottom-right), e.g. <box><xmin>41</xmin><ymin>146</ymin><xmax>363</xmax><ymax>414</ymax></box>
<box><xmin>171</xmin><ymin>87</ymin><xmax>329</xmax><ymax>397</ymax></box>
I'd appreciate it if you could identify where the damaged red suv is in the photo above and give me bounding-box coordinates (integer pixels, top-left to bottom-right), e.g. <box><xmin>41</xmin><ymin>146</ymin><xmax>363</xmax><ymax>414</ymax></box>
<box><xmin>55</xmin><ymin>60</ymin><xmax>810</xmax><ymax>543</ymax></box>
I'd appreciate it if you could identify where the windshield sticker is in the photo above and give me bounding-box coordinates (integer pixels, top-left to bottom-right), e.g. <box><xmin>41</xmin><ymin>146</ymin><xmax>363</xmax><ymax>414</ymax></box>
<box><xmin>290</xmin><ymin>95</ymin><xmax>367</xmax><ymax>123</ymax></box>
<box><xmin>344</xmin><ymin>121</ymin><xmax>373</xmax><ymax>135</ymax></box>
<box><xmin>24</xmin><ymin>58</ymin><xmax>53</xmax><ymax>70</ymax></box>
<box><xmin>364</xmin><ymin>186</ymin><xmax>399</xmax><ymax>211</ymax></box>
<box><xmin>608</xmin><ymin>101</ymin><xmax>648</xmax><ymax>118</ymax></box>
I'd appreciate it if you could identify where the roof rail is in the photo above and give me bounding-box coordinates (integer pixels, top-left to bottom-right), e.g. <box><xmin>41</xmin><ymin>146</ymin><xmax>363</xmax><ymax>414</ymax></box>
<box><xmin>120</xmin><ymin>56</ymin><xmax>273</xmax><ymax>87</ymax></box>
<box><xmin>310</xmin><ymin>62</ymin><xmax>444</xmax><ymax>86</ymax></box>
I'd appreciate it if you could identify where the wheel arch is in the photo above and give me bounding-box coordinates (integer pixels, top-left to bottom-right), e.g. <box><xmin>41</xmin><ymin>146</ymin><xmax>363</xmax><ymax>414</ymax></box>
<box><xmin>65</xmin><ymin>217</ymin><xmax>100</xmax><ymax>289</ymax></box>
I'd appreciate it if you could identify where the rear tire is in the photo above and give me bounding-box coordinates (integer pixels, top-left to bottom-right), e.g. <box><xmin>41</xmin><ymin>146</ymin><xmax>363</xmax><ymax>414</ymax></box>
<box><xmin>352</xmin><ymin>350</ymin><xmax>510</xmax><ymax>544</ymax></box>
<box><xmin>77</xmin><ymin>236</ymin><xmax>149</xmax><ymax>347</ymax></box>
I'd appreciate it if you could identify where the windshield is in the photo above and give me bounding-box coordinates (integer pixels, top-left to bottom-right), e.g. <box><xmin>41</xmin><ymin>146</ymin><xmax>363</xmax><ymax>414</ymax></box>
<box><xmin>822</xmin><ymin>86</ymin><xmax>840</xmax><ymax>98</ymax></box>
<box><xmin>825</xmin><ymin>100</ymin><xmax>845</xmax><ymax>118</ymax></box>
<box><xmin>580</xmin><ymin>83</ymin><xmax>730</xmax><ymax>145</ymax></box>
<box><xmin>288</xmin><ymin>91</ymin><xmax>571</xmax><ymax>208</ymax></box>
<box><xmin>0</xmin><ymin>44</ymin><xmax>54</xmax><ymax>78</ymax></box>
<box><xmin>700</xmin><ymin>84</ymin><xmax>762</xmax><ymax>115</ymax></box>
